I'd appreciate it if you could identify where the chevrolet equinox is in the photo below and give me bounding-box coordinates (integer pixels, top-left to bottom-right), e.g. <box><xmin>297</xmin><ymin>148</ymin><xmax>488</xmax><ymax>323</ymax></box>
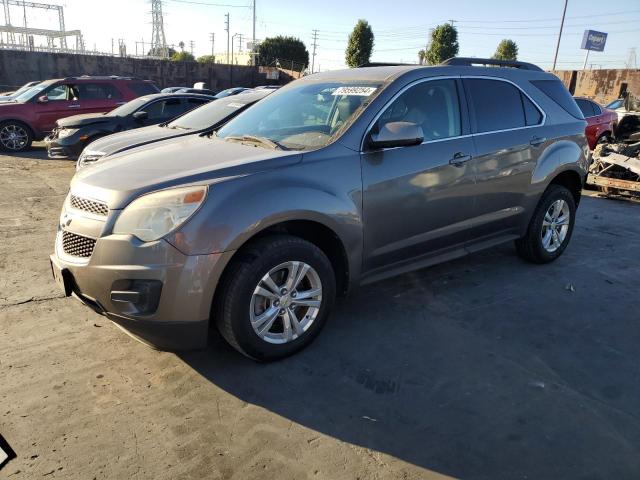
<box><xmin>50</xmin><ymin>58</ymin><xmax>589</xmax><ymax>360</ymax></box>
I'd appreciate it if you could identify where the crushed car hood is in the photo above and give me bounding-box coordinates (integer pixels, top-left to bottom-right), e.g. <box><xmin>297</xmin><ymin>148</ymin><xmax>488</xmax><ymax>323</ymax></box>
<box><xmin>72</xmin><ymin>134</ymin><xmax>302</xmax><ymax>209</ymax></box>
<box><xmin>57</xmin><ymin>113</ymin><xmax>112</xmax><ymax>128</ymax></box>
<box><xmin>86</xmin><ymin>124</ymin><xmax>184</xmax><ymax>156</ymax></box>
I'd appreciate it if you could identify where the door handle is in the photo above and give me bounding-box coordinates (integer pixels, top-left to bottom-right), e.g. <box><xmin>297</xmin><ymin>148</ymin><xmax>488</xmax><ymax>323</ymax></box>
<box><xmin>449</xmin><ymin>152</ymin><xmax>473</xmax><ymax>167</ymax></box>
<box><xmin>530</xmin><ymin>136</ymin><xmax>546</xmax><ymax>146</ymax></box>
<box><xmin>68</xmin><ymin>104</ymin><xmax>81</xmax><ymax>108</ymax></box>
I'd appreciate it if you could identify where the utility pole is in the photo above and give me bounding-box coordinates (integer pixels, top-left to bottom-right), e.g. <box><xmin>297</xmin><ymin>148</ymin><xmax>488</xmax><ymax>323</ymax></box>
<box><xmin>225</xmin><ymin>13</ymin><xmax>230</xmax><ymax>64</ymax></box>
<box><xmin>448</xmin><ymin>19</ymin><xmax>456</xmax><ymax>27</ymax></box>
<box><xmin>252</xmin><ymin>0</ymin><xmax>256</xmax><ymax>65</ymax></box>
<box><xmin>552</xmin><ymin>0</ymin><xmax>568</xmax><ymax>71</ymax></box>
<box><xmin>238</xmin><ymin>33</ymin><xmax>242</xmax><ymax>52</ymax></box>
<box><xmin>209</xmin><ymin>32</ymin><xmax>215</xmax><ymax>62</ymax></box>
<box><xmin>311</xmin><ymin>29</ymin><xmax>319</xmax><ymax>74</ymax></box>
<box><xmin>189</xmin><ymin>40</ymin><xmax>195</xmax><ymax>55</ymax></box>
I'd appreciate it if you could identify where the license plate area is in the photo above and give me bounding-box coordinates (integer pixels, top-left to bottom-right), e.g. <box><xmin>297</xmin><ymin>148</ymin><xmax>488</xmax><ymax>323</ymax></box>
<box><xmin>50</xmin><ymin>256</ymin><xmax>72</xmax><ymax>297</ymax></box>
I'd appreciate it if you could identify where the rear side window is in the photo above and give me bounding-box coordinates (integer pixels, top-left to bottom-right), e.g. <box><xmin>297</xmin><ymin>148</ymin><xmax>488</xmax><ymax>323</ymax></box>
<box><xmin>465</xmin><ymin>79</ymin><xmax>533</xmax><ymax>132</ymax></box>
<box><xmin>77</xmin><ymin>83</ymin><xmax>121</xmax><ymax>100</ymax></box>
<box><xmin>575</xmin><ymin>98</ymin><xmax>595</xmax><ymax>117</ymax></box>
<box><xmin>522</xmin><ymin>94</ymin><xmax>543</xmax><ymax>126</ymax></box>
<box><xmin>531</xmin><ymin>79</ymin><xmax>583</xmax><ymax>119</ymax></box>
<box><xmin>129</xmin><ymin>82</ymin><xmax>160</xmax><ymax>96</ymax></box>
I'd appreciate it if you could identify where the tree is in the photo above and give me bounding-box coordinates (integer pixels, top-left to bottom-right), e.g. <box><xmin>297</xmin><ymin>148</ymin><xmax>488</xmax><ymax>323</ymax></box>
<box><xmin>178</xmin><ymin>41</ymin><xmax>185</xmax><ymax>52</ymax></box>
<box><xmin>257</xmin><ymin>36</ymin><xmax>309</xmax><ymax>69</ymax></box>
<box><xmin>171</xmin><ymin>51</ymin><xmax>195</xmax><ymax>62</ymax></box>
<box><xmin>197</xmin><ymin>55</ymin><xmax>217</xmax><ymax>64</ymax></box>
<box><xmin>345</xmin><ymin>19</ymin><xmax>374</xmax><ymax>68</ymax></box>
<box><xmin>425</xmin><ymin>23</ymin><xmax>459</xmax><ymax>65</ymax></box>
<box><xmin>493</xmin><ymin>39</ymin><xmax>518</xmax><ymax>61</ymax></box>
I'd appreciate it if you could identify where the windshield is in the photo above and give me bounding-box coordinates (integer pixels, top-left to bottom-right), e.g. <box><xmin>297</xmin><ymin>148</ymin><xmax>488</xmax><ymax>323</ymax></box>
<box><xmin>13</xmin><ymin>81</ymin><xmax>49</xmax><ymax>102</ymax></box>
<box><xmin>108</xmin><ymin>97</ymin><xmax>149</xmax><ymax>117</ymax></box>
<box><xmin>216</xmin><ymin>82</ymin><xmax>382</xmax><ymax>150</ymax></box>
<box><xmin>168</xmin><ymin>97</ymin><xmax>253</xmax><ymax>130</ymax></box>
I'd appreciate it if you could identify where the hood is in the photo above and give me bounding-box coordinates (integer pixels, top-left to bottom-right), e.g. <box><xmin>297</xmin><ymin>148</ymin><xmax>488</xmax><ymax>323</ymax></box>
<box><xmin>86</xmin><ymin>124</ymin><xmax>181</xmax><ymax>156</ymax></box>
<box><xmin>72</xmin><ymin>134</ymin><xmax>302</xmax><ymax>209</ymax></box>
<box><xmin>57</xmin><ymin>113</ymin><xmax>112</xmax><ymax>128</ymax></box>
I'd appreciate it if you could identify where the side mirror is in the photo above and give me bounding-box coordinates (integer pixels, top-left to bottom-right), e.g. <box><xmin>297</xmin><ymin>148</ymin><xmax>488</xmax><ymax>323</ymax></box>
<box><xmin>133</xmin><ymin>111</ymin><xmax>148</xmax><ymax>121</ymax></box>
<box><xmin>37</xmin><ymin>95</ymin><xmax>48</xmax><ymax>103</ymax></box>
<box><xmin>368</xmin><ymin>121</ymin><xmax>424</xmax><ymax>150</ymax></box>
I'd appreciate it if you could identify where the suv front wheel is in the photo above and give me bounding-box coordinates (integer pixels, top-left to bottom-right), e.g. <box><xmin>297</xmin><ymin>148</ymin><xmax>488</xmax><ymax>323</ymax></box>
<box><xmin>216</xmin><ymin>235</ymin><xmax>336</xmax><ymax>361</ymax></box>
<box><xmin>0</xmin><ymin>121</ymin><xmax>33</xmax><ymax>152</ymax></box>
<box><xmin>516</xmin><ymin>184</ymin><xmax>576</xmax><ymax>263</ymax></box>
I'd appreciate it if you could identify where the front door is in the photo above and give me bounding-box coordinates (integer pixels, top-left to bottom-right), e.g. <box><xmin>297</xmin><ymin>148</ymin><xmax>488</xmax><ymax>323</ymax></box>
<box><xmin>361</xmin><ymin>78</ymin><xmax>477</xmax><ymax>273</ymax></box>
<box><xmin>33</xmin><ymin>83</ymin><xmax>81</xmax><ymax>133</ymax></box>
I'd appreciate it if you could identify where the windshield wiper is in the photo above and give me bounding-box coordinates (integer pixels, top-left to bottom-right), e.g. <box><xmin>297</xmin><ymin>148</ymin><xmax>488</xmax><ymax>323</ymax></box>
<box><xmin>224</xmin><ymin>134</ymin><xmax>285</xmax><ymax>150</ymax></box>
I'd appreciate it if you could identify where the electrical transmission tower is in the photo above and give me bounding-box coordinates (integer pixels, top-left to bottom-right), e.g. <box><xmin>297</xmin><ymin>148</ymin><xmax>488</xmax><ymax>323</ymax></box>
<box><xmin>626</xmin><ymin>48</ymin><xmax>637</xmax><ymax>69</ymax></box>
<box><xmin>150</xmin><ymin>0</ymin><xmax>168</xmax><ymax>58</ymax></box>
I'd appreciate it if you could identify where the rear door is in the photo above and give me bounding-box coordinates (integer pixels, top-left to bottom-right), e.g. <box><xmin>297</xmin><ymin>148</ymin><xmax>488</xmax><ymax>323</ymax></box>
<box><xmin>462</xmin><ymin>77</ymin><xmax>545</xmax><ymax>246</ymax></box>
<box><xmin>361</xmin><ymin>77</ymin><xmax>477</xmax><ymax>272</ymax></box>
<box><xmin>75</xmin><ymin>82</ymin><xmax>123</xmax><ymax>114</ymax></box>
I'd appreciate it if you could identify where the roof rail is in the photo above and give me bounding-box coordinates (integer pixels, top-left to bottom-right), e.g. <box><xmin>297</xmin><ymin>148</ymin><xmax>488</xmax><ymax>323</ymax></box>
<box><xmin>440</xmin><ymin>57</ymin><xmax>544</xmax><ymax>72</ymax></box>
<box><xmin>359</xmin><ymin>62</ymin><xmax>416</xmax><ymax>67</ymax></box>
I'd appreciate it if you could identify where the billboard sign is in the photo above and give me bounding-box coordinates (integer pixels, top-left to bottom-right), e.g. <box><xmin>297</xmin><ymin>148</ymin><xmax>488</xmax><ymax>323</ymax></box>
<box><xmin>581</xmin><ymin>30</ymin><xmax>607</xmax><ymax>52</ymax></box>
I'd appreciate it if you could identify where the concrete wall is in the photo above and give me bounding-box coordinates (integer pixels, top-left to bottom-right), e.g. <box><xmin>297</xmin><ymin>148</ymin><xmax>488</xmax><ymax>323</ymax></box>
<box><xmin>551</xmin><ymin>69</ymin><xmax>640</xmax><ymax>105</ymax></box>
<box><xmin>0</xmin><ymin>50</ymin><xmax>294</xmax><ymax>91</ymax></box>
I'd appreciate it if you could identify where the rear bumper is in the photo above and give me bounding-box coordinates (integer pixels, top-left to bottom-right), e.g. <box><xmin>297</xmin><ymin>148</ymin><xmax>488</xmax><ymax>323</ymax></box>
<box><xmin>51</xmin><ymin>229</ymin><xmax>234</xmax><ymax>350</ymax></box>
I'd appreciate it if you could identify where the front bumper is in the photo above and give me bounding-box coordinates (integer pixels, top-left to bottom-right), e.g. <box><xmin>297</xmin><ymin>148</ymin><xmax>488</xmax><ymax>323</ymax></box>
<box><xmin>52</xmin><ymin>228</ymin><xmax>234</xmax><ymax>350</ymax></box>
<box><xmin>45</xmin><ymin>131</ymin><xmax>85</xmax><ymax>159</ymax></box>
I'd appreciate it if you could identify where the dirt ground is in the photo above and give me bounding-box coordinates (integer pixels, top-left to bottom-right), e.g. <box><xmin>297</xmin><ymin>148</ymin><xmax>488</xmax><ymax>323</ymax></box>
<box><xmin>1</xmin><ymin>146</ymin><xmax>640</xmax><ymax>480</ymax></box>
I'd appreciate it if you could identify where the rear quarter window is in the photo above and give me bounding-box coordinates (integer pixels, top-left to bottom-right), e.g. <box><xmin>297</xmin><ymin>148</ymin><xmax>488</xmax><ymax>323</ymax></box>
<box><xmin>531</xmin><ymin>80</ymin><xmax>583</xmax><ymax>119</ymax></box>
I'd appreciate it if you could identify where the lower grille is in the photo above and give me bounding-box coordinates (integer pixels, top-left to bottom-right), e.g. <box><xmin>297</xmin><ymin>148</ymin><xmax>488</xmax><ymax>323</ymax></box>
<box><xmin>62</xmin><ymin>231</ymin><xmax>96</xmax><ymax>258</ymax></box>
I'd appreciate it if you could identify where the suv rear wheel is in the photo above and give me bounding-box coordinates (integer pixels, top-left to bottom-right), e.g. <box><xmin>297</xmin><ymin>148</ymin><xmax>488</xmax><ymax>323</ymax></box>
<box><xmin>215</xmin><ymin>235</ymin><xmax>336</xmax><ymax>361</ymax></box>
<box><xmin>0</xmin><ymin>121</ymin><xmax>33</xmax><ymax>152</ymax></box>
<box><xmin>515</xmin><ymin>184</ymin><xmax>576</xmax><ymax>263</ymax></box>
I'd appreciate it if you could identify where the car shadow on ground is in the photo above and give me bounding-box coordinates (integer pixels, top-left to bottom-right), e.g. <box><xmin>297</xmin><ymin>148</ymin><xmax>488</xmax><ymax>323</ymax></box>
<box><xmin>2</xmin><ymin>143</ymin><xmax>73</xmax><ymax>162</ymax></box>
<box><xmin>178</xmin><ymin>215</ymin><xmax>640</xmax><ymax>480</ymax></box>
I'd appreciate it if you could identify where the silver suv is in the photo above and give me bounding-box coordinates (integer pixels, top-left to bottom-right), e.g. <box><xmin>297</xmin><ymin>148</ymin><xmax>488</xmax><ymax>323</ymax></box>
<box><xmin>50</xmin><ymin>58</ymin><xmax>589</xmax><ymax>360</ymax></box>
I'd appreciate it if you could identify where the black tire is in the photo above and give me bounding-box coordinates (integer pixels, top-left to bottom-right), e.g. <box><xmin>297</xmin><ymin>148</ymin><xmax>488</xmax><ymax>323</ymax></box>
<box><xmin>0</xmin><ymin>120</ymin><xmax>33</xmax><ymax>152</ymax></box>
<box><xmin>515</xmin><ymin>184</ymin><xmax>577</xmax><ymax>264</ymax></box>
<box><xmin>215</xmin><ymin>234</ymin><xmax>336</xmax><ymax>361</ymax></box>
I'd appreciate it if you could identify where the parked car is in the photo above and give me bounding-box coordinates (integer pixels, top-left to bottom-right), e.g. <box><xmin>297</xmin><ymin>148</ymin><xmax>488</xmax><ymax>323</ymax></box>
<box><xmin>51</xmin><ymin>58</ymin><xmax>588</xmax><ymax>360</ymax></box>
<box><xmin>161</xmin><ymin>87</ymin><xmax>188</xmax><ymax>93</ymax></box>
<box><xmin>45</xmin><ymin>93</ymin><xmax>215</xmax><ymax>158</ymax></box>
<box><xmin>0</xmin><ymin>80</ymin><xmax>41</xmax><ymax>102</ymax></box>
<box><xmin>605</xmin><ymin>96</ymin><xmax>640</xmax><ymax>122</ymax></box>
<box><xmin>76</xmin><ymin>89</ymin><xmax>271</xmax><ymax>168</ymax></box>
<box><xmin>573</xmin><ymin>97</ymin><xmax>616</xmax><ymax>149</ymax></box>
<box><xmin>0</xmin><ymin>76</ymin><xmax>159</xmax><ymax>152</ymax></box>
<box><xmin>214</xmin><ymin>87</ymin><xmax>253</xmax><ymax>98</ymax></box>
<box><xmin>177</xmin><ymin>87</ymin><xmax>218</xmax><ymax>96</ymax></box>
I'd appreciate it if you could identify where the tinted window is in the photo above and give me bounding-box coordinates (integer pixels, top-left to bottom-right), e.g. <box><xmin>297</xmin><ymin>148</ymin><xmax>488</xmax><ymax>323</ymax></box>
<box><xmin>77</xmin><ymin>83</ymin><xmax>121</xmax><ymax>100</ymax></box>
<box><xmin>575</xmin><ymin>98</ymin><xmax>595</xmax><ymax>117</ymax></box>
<box><xmin>129</xmin><ymin>82</ymin><xmax>160</xmax><ymax>96</ymax></box>
<box><xmin>465</xmin><ymin>79</ymin><xmax>525</xmax><ymax>132</ymax></box>
<box><xmin>46</xmin><ymin>85</ymin><xmax>70</xmax><ymax>101</ymax></box>
<box><xmin>144</xmin><ymin>98</ymin><xmax>182</xmax><ymax>120</ymax></box>
<box><xmin>375</xmin><ymin>79</ymin><xmax>461</xmax><ymax>141</ymax></box>
<box><xmin>591</xmin><ymin>102</ymin><xmax>602</xmax><ymax>115</ymax></box>
<box><xmin>522</xmin><ymin>93</ymin><xmax>543</xmax><ymax>126</ymax></box>
<box><xmin>531</xmin><ymin>79</ymin><xmax>583</xmax><ymax>119</ymax></box>
<box><xmin>187</xmin><ymin>98</ymin><xmax>210</xmax><ymax>107</ymax></box>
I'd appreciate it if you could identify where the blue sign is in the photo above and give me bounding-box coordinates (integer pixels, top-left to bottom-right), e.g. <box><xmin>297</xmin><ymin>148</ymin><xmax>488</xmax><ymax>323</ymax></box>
<box><xmin>581</xmin><ymin>30</ymin><xmax>607</xmax><ymax>52</ymax></box>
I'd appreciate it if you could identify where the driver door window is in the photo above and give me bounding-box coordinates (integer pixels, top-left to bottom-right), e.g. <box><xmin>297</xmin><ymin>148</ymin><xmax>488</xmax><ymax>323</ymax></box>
<box><xmin>46</xmin><ymin>85</ymin><xmax>74</xmax><ymax>101</ymax></box>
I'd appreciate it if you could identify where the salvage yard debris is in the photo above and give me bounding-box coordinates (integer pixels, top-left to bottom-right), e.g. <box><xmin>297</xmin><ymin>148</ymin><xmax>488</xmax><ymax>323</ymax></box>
<box><xmin>587</xmin><ymin>138</ymin><xmax>640</xmax><ymax>197</ymax></box>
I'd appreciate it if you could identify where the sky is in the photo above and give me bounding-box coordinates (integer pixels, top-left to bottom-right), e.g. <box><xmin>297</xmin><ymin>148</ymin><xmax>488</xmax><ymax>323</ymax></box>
<box><xmin>4</xmin><ymin>0</ymin><xmax>639</xmax><ymax>71</ymax></box>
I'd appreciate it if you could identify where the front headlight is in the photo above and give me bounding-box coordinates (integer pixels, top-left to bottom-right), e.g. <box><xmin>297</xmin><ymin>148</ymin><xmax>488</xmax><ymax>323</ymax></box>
<box><xmin>57</xmin><ymin>128</ymin><xmax>78</xmax><ymax>138</ymax></box>
<box><xmin>76</xmin><ymin>149</ymin><xmax>106</xmax><ymax>170</ymax></box>
<box><xmin>113</xmin><ymin>186</ymin><xmax>207</xmax><ymax>242</ymax></box>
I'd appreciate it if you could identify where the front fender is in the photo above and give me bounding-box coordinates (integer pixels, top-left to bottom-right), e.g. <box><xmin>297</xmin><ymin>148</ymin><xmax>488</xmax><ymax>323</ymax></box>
<box><xmin>166</xmin><ymin>161</ymin><xmax>364</xmax><ymax>280</ymax></box>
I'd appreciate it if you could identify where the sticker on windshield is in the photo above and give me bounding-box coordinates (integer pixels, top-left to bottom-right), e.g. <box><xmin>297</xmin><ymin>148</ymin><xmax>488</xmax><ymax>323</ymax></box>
<box><xmin>226</xmin><ymin>103</ymin><xmax>245</xmax><ymax>109</ymax></box>
<box><xmin>332</xmin><ymin>86</ymin><xmax>377</xmax><ymax>96</ymax></box>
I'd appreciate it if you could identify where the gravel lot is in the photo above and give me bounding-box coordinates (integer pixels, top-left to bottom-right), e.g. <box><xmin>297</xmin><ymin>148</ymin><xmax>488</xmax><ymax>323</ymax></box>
<box><xmin>1</xmin><ymin>146</ymin><xmax>640</xmax><ymax>480</ymax></box>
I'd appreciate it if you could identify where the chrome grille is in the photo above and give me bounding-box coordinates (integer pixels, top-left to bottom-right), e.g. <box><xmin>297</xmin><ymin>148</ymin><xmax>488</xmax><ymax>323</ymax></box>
<box><xmin>62</xmin><ymin>231</ymin><xmax>96</xmax><ymax>258</ymax></box>
<box><xmin>69</xmin><ymin>195</ymin><xmax>109</xmax><ymax>217</ymax></box>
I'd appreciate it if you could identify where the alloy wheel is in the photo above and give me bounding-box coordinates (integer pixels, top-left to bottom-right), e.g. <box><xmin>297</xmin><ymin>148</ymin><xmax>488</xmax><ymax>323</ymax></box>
<box><xmin>249</xmin><ymin>261</ymin><xmax>323</xmax><ymax>344</ymax></box>
<box><xmin>0</xmin><ymin>124</ymin><xmax>29</xmax><ymax>151</ymax></box>
<box><xmin>541</xmin><ymin>199</ymin><xmax>571</xmax><ymax>253</ymax></box>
